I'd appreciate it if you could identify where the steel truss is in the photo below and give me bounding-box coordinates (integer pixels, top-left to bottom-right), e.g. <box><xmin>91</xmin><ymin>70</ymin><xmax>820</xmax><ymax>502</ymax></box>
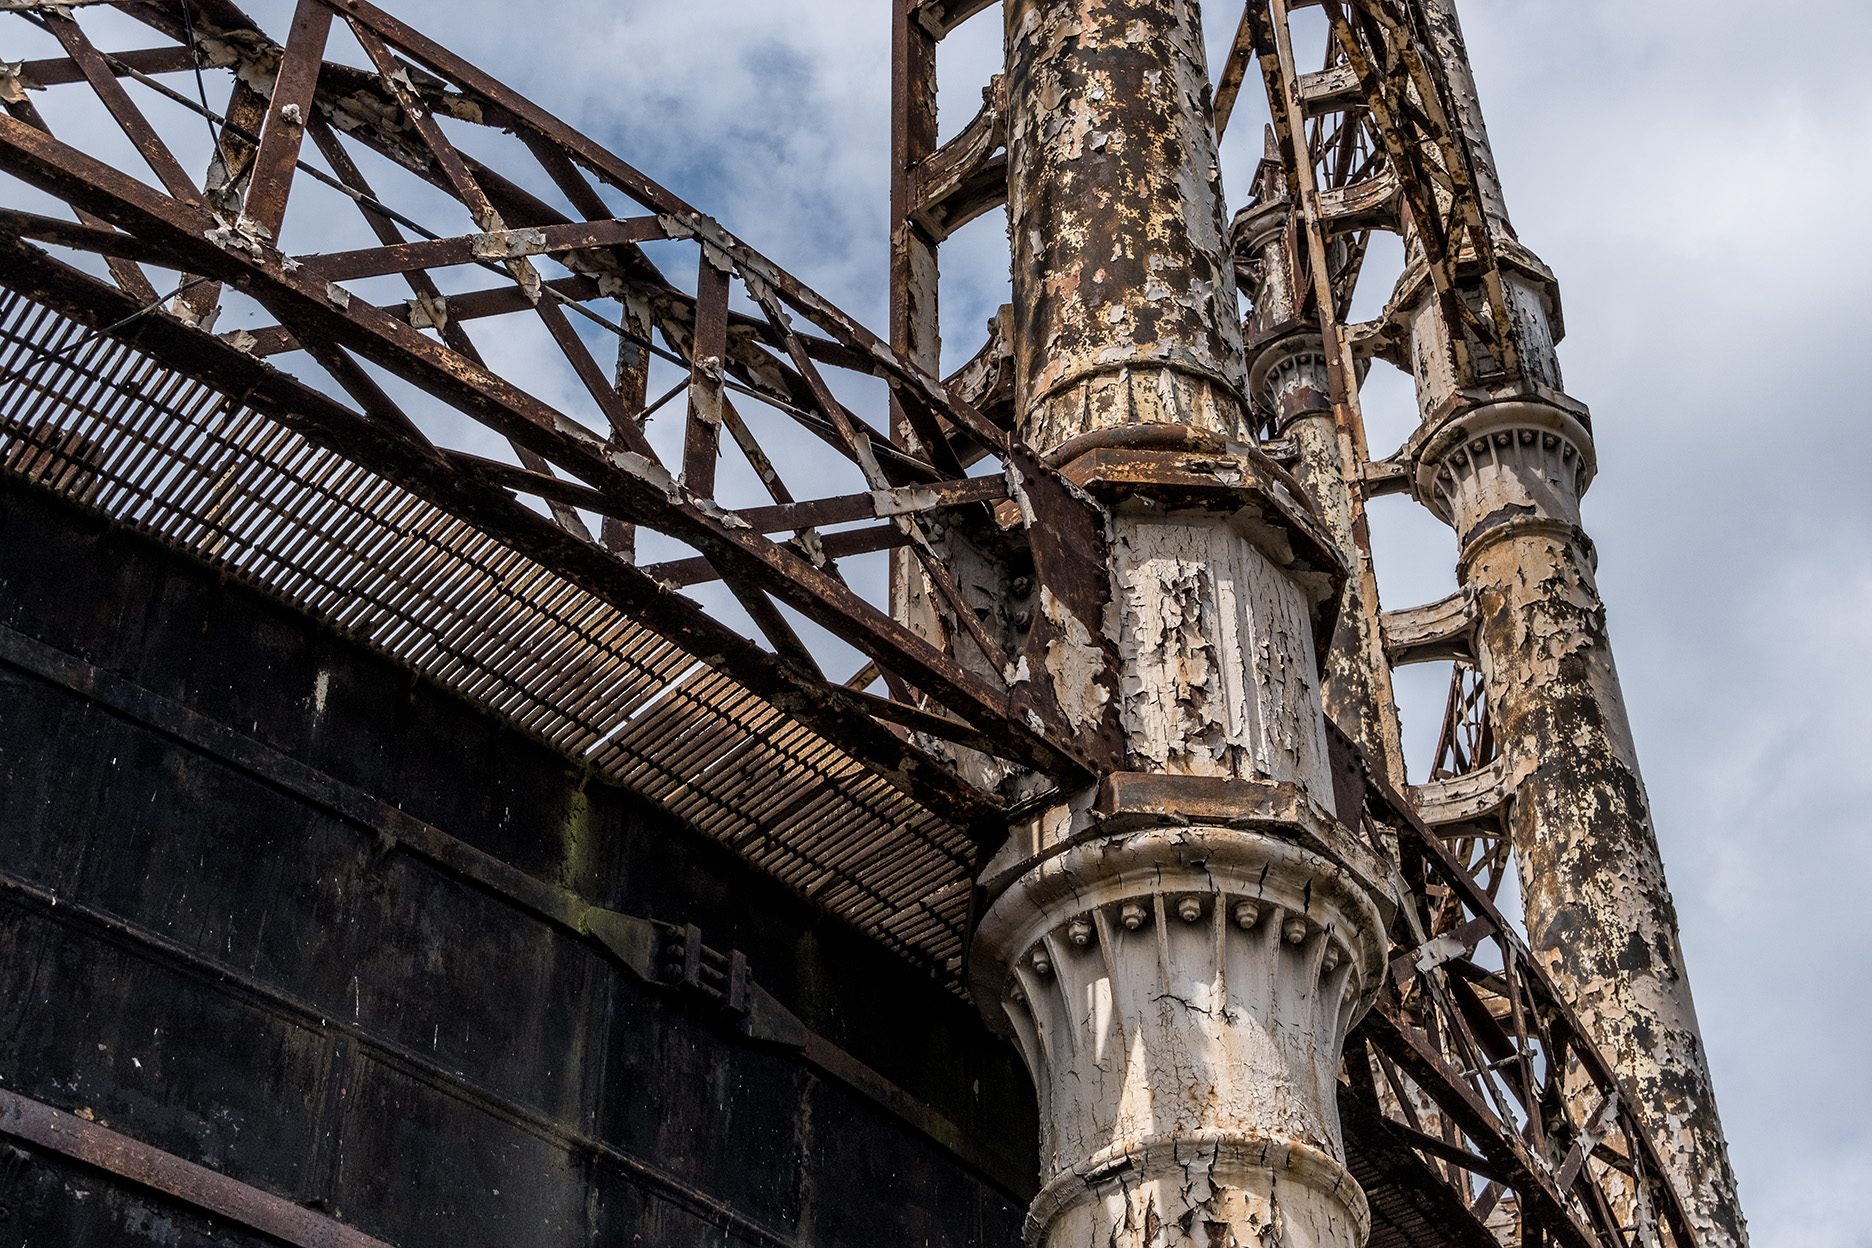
<box><xmin>1211</xmin><ymin>1</ymin><xmax>1703</xmax><ymax>1244</ymax></box>
<box><xmin>1334</xmin><ymin>724</ymin><xmax>1701</xmax><ymax>1248</ymax></box>
<box><xmin>0</xmin><ymin>0</ymin><xmax>1122</xmax><ymax>838</ymax></box>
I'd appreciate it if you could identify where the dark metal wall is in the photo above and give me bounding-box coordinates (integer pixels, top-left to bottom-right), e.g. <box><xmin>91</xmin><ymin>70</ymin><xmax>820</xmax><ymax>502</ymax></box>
<box><xmin>0</xmin><ymin>477</ymin><xmax>1036</xmax><ymax>1247</ymax></box>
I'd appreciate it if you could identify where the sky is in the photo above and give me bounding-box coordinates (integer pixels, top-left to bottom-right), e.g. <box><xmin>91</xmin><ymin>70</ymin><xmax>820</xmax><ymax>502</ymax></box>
<box><xmin>8</xmin><ymin>1</ymin><xmax>1868</xmax><ymax>1243</ymax></box>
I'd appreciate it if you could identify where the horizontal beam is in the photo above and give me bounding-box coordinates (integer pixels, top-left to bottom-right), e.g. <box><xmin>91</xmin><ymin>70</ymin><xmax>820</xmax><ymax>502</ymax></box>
<box><xmin>0</xmin><ymin>206</ymin><xmax>169</xmax><ymax>263</ymax></box>
<box><xmin>297</xmin><ymin>217</ymin><xmax>666</xmax><ymax>282</ymax></box>
<box><xmin>644</xmin><ymin>524</ymin><xmax>911</xmax><ymax>589</ymax></box>
<box><xmin>0</xmin><ymin>1087</ymin><xmax>394</xmax><ymax>1248</ymax></box>
<box><xmin>908</xmin><ymin>0</ymin><xmax>998</xmax><ymax>38</ymax></box>
<box><xmin>8</xmin><ymin>44</ymin><xmax>200</xmax><ymax>89</ymax></box>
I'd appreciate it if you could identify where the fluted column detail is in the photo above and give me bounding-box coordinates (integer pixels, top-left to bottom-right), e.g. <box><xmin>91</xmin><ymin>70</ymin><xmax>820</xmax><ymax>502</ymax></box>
<box><xmin>974</xmin><ymin>824</ymin><xmax>1385</xmax><ymax>1248</ymax></box>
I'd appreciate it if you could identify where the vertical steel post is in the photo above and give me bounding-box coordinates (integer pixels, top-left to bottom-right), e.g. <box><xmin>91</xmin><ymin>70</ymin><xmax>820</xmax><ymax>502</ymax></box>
<box><xmin>889</xmin><ymin>0</ymin><xmax>943</xmax><ymax>645</ymax></box>
<box><xmin>891</xmin><ymin>1</ymin><xmax>941</xmax><ymax>389</ymax></box>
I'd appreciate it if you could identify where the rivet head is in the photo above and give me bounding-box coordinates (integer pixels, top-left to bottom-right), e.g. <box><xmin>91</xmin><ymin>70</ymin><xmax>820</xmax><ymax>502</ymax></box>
<box><xmin>1322</xmin><ymin>945</ymin><xmax>1343</xmax><ymax>972</ymax></box>
<box><xmin>1067</xmin><ymin>917</ymin><xmax>1094</xmax><ymax>947</ymax></box>
<box><xmin>1493</xmin><ymin>431</ymin><xmax>1512</xmax><ymax>447</ymax></box>
<box><xmin>1030</xmin><ymin>949</ymin><xmax>1052</xmax><ymax>975</ymax></box>
<box><xmin>1471</xmin><ymin>438</ymin><xmax>1490</xmax><ymax>454</ymax></box>
<box><xmin>1120</xmin><ymin>901</ymin><xmax>1147</xmax><ymax>931</ymax></box>
<box><xmin>1518</xmin><ymin>429</ymin><xmax>1536</xmax><ymax>445</ymax></box>
<box><xmin>1177</xmin><ymin>897</ymin><xmax>1203</xmax><ymax>923</ymax></box>
<box><xmin>1234</xmin><ymin>901</ymin><xmax>1260</xmax><ymax>930</ymax></box>
<box><xmin>1283</xmin><ymin>917</ymin><xmax>1309</xmax><ymax>945</ymax></box>
<box><xmin>1542</xmin><ymin>433</ymin><xmax>1559</xmax><ymax>449</ymax></box>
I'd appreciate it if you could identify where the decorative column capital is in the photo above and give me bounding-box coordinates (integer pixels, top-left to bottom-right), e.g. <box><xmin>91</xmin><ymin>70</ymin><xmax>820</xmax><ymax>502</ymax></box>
<box><xmin>1406</xmin><ymin>398</ymin><xmax>1597</xmax><ymax>553</ymax></box>
<box><xmin>1245</xmin><ymin>332</ymin><xmax>1333</xmax><ymax>437</ymax></box>
<box><xmin>973</xmin><ymin>810</ymin><xmax>1387</xmax><ymax>1248</ymax></box>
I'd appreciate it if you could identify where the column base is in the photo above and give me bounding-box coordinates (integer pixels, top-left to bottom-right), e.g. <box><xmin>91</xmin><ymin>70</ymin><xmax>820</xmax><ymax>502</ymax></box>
<box><xmin>1029</xmin><ymin>1133</ymin><xmax>1370</xmax><ymax>1248</ymax></box>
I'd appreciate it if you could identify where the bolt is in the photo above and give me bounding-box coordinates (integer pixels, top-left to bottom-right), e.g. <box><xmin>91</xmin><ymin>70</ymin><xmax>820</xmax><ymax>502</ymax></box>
<box><xmin>1234</xmin><ymin>901</ymin><xmax>1260</xmax><ymax>930</ymax></box>
<box><xmin>1121</xmin><ymin>901</ymin><xmax>1147</xmax><ymax>930</ymax></box>
<box><xmin>1030</xmin><ymin>948</ymin><xmax>1052</xmax><ymax>975</ymax></box>
<box><xmin>1068</xmin><ymin>916</ymin><xmax>1094</xmax><ymax>947</ymax></box>
<box><xmin>1283</xmin><ymin>917</ymin><xmax>1309</xmax><ymax>945</ymax></box>
<box><xmin>1177</xmin><ymin>897</ymin><xmax>1203</xmax><ymax>923</ymax></box>
<box><xmin>1322</xmin><ymin>945</ymin><xmax>1342</xmax><ymax>973</ymax></box>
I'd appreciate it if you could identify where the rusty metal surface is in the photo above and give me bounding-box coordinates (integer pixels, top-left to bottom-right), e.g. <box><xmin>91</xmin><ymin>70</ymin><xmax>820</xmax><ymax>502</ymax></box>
<box><xmin>1469</xmin><ymin>523</ymin><xmax>1741</xmax><ymax>1247</ymax></box>
<box><xmin>0</xmin><ymin>2</ymin><xmax>1741</xmax><ymax>1247</ymax></box>
<box><xmin>0</xmin><ymin>0</ymin><xmax>1128</xmax><ymax>835</ymax></box>
<box><xmin>0</xmin><ymin>616</ymin><xmax>1039</xmax><ymax>1206</ymax></box>
<box><xmin>1</xmin><ymin>1087</ymin><xmax>397</xmax><ymax>1248</ymax></box>
<box><xmin>1227</xmin><ymin>2</ymin><xmax>1745</xmax><ymax>1243</ymax></box>
<box><xmin>0</xmin><ymin>286</ymin><xmax>981</xmax><ymax>981</ymax></box>
<box><xmin>1004</xmin><ymin>0</ymin><xmax>1248</xmax><ymax>451</ymax></box>
<box><xmin>1334</xmin><ymin>723</ymin><xmax>1703</xmax><ymax>1248</ymax></box>
<box><xmin>1234</xmin><ymin>134</ymin><xmax>1406</xmax><ymax>788</ymax></box>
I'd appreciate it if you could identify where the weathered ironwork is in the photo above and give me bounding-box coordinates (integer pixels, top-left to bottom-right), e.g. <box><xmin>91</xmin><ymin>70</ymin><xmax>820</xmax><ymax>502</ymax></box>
<box><xmin>0</xmin><ymin>1086</ymin><xmax>397</xmax><ymax>1248</ymax></box>
<box><xmin>0</xmin><ymin>1</ymin><xmax>1742</xmax><ymax>1246</ymax></box>
<box><xmin>1339</xmin><ymin>724</ymin><xmax>1701</xmax><ymax>1248</ymax></box>
<box><xmin>1219</xmin><ymin>0</ymin><xmax>1746</xmax><ymax>1243</ymax></box>
<box><xmin>0</xmin><ymin>0</ymin><xmax>1125</xmax><ymax>839</ymax></box>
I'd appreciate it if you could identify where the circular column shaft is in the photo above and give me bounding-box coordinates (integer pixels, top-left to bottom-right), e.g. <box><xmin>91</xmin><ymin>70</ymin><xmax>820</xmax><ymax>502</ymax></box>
<box><xmin>1006</xmin><ymin>0</ymin><xmax>1248</xmax><ymax>452</ymax></box>
<box><xmin>1409</xmin><ymin>398</ymin><xmax>1747</xmax><ymax>1248</ymax></box>
<box><xmin>1233</xmin><ymin>183</ymin><xmax>1406</xmax><ymax>788</ymax></box>
<box><xmin>990</xmin><ymin>5</ymin><xmax>1381</xmax><ymax>1245</ymax></box>
<box><xmin>1380</xmin><ymin>6</ymin><xmax>1747</xmax><ymax>1231</ymax></box>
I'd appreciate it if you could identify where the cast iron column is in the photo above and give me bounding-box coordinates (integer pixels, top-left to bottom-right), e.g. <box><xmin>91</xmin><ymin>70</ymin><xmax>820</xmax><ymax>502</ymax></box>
<box><xmin>1006</xmin><ymin>0</ymin><xmax>1245</xmax><ymax>451</ymax></box>
<box><xmin>1232</xmin><ymin>150</ymin><xmax>1407</xmax><ymax>788</ymax></box>
<box><xmin>974</xmin><ymin>4</ymin><xmax>1388</xmax><ymax>1246</ymax></box>
<box><xmin>1388</xmin><ymin>3</ymin><xmax>1746</xmax><ymax>1241</ymax></box>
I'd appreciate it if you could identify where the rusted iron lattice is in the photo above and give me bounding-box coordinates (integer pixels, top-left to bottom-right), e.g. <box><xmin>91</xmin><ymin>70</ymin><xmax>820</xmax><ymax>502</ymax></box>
<box><xmin>0</xmin><ymin>0</ymin><xmax>1122</xmax><ymax>841</ymax></box>
<box><xmin>1213</xmin><ymin>1</ymin><xmax>1696</xmax><ymax>1244</ymax></box>
<box><xmin>1221</xmin><ymin>0</ymin><xmax>1549</xmax><ymax>404</ymax></box>
<box><xmin>1330</xmin><ymin>729</ymin><xmax>1700</xmax><ymax>1247</ymax></box>
<box><xmin>1422</xmin><ymin>661</ymin><xmax>1513</xmax><ymax>904</ymax></box>
<box><xmin>0</xmin><ymin>287</ymin><xmax>992</xmax><ymax>975</ymax></box>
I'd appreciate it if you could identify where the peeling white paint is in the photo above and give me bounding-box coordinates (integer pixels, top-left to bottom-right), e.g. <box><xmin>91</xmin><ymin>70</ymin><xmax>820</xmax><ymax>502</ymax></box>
<box><xmin>1111</xmin><ymin>513</ymin><xmax>1331</xmax><ymax>801</ymax></box>
<box><xmin>975</xmin><ymin>827</ymin><xmax>1383</xmax><ymax>1248</ymax></box>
